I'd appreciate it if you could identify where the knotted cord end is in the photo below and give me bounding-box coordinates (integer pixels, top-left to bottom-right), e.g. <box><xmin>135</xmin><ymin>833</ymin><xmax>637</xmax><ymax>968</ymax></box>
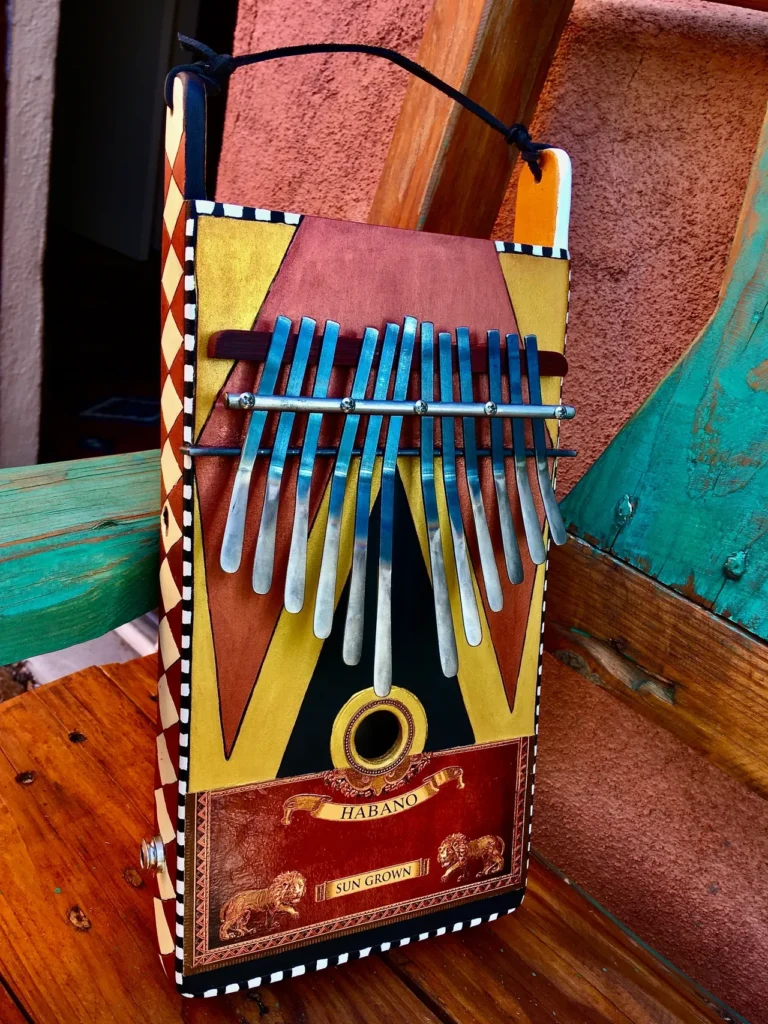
<box><xmin>504</xmin><ymin>123</ymin><xmax>549</xmax><ymax>183</ymax></box>
<box><xmin>165</xmin><ymin>34</ymin><xmax>237</xmax><ymax>107</ymax></box>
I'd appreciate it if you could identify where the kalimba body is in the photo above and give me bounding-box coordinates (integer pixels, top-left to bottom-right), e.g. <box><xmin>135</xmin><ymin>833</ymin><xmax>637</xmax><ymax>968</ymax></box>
<box><xmin>151</xmin><ymin>66</ymin><xmax>573</xmax><ymax>997</ymax></box>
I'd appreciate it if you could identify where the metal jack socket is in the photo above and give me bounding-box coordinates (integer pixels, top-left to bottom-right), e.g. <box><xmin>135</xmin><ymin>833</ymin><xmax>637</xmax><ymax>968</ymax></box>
<box><xmin>140</xmin><ymin>836</ymin><xmax>166</xmax><ymax>874</ymax></box>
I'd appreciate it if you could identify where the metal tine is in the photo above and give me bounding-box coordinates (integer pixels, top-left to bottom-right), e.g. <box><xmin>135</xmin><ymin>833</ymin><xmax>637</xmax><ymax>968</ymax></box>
<box><xmin>419</xmin><ymin>324</ymin><xmax>458</xmax><ymax>678</ymax></box>
<box><xmin>313</xmin><ymin>325</ymin><xmax>380</xmax><ymax>640</ymax></box>
<box><xmin>252</xmin><ymin>317</ymin><xmax>316</xmax><ymax>594</ymax></box>
<box><xmin>284</xmin><ymin>320</ymin><xmax>340</xmax><ymax>613</ymax></box>
<box><xmin>456</xmin><ymin>327</ymin><xmax>503</xmax><ymax>612</ymax></box>
<box><xmin>343</xmin><ymin>322</ymin><xmax>402</xmax><ymax>665</ymax></box>
<box><xmin>506</xmin><ymin>334</ymin><xmax>547</xmax><ymax>564</ymax></box>
<box><xmin>524</xmin><ymin>334</ymin><xmax>567</xmax><ymax>546</ymax></box>
<box><xmin>220</xmin><ymin>315</ymin><xmax>292</xmax><ymax>573</ymax></box>
<box><xmin>373</xmin><ymin>316</ymin><xmax>418</xmax><ymax>696</ymax></box>
<box><xmin>438</xmin><ymin>332</ymin><xmax>482</xmax><ymax>647</ymax></box>
<box><xmin>488</xmin><ymin>330</ymin><xmax>524</xmax><ymax>585</ymax></box>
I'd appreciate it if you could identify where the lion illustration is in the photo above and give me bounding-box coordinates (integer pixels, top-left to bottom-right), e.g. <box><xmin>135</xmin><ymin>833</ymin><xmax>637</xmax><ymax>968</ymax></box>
<box><xmin>437</xmin><ymin>833</ymin><xmax>505</xmax><ymax>883</ymax></box>
<box><xmin>219</xmin><ymin>870</ymin><xmax>306</xmax><ymax>940</ymax></box>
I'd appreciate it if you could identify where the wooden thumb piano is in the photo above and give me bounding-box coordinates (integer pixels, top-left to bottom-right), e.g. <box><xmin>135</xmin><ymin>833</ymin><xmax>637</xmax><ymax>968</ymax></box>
<box><xmin>146</xmin><ymin>37</ymin><xmax>576</xmax><ymax>997</ymax></box>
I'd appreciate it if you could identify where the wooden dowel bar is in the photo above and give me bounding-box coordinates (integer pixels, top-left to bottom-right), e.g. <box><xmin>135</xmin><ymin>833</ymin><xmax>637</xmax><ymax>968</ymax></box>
<box><xmin>181</xmin><ymin>445</ymin><xmax>578</xmax><ymax>459</ymax></box>
<box><xmin>208</xmin><ymin>329</ymin><xmax>569</xmax><ymax>378</ymax></box>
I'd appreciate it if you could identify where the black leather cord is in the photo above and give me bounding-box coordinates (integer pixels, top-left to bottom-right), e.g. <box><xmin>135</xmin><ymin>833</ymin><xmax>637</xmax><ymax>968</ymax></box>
<box><xmin>166</xmin><ymin>34</ymin><xmax>550</xmax><ymax>182</ymax></box>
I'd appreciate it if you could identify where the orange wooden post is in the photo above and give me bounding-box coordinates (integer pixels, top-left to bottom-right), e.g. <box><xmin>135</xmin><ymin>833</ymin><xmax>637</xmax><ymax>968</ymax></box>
<box><xmin>369</xmin><ymin>0</ymin><xmax>573</xmax><ymax>237</ymax></box>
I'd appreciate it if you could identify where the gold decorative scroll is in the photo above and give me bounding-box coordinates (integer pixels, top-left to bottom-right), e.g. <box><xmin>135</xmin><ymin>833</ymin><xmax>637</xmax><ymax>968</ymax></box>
<box><xmin>315</xmin><ymin>858</ymin><xmax>429</xmax><ymax>902</ymax></box>
<box><xmin>282</xmin><ymin>767</ymin><xmax>465</xmax><ymax>824</ymax></box>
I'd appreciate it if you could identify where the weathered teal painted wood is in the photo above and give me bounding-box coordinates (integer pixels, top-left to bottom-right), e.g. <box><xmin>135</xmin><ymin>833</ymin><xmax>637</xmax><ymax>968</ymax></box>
<box><xmin>0</xmin><ymin>451</ymin><xmax>160</xmax><ymax>664</ymax></box>
<box><xmin>562</xmin><ymin>107</ymin><xmax>768</xmax><ymax>641</ymax></box>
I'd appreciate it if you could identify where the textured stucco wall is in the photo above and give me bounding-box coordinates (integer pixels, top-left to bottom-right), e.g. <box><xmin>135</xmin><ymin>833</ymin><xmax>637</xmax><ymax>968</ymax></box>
<box><xmin>218</xmin><ymin>1</ymin><xmax>768</xmax><ymax>1019</ymax></box>
<box><xmin>0</xmin><ymin>0</ymin><xmax>61</xmax><ymax>467</ymax></box>
<box><xmin>217</xmin><ymin>0</ymin><xmax>432</xmax><ymax>221</ymax></box>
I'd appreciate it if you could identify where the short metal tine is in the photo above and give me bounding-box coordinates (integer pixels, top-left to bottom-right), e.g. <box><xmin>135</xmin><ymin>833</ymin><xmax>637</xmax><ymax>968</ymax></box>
<box><xmin>419</xmin><ymin>324</ymin><xmax>458</xmax><ymax>678</ymax></box>
<box><xmin>488</xmin><ymin>330</ymin><xmax>523</xmax><ymax>584</ymax></box>
<box><xmin>438</xmin><ymin>332</ymin><xmax>482</xmax><ymax>647</ymax></box>
<box><xmin>524</xmin><ymin>334</ymin><xmax>567</xmax><ymax>546</ymax></box>
<box><xmin>343</xmin><ymin>322</ymin><xmax>401</xmax><ymax>666</ymax></box>
<box><xmin>313</xmin><ymin>326</ymin><xmax>380</xmax><ymax>640</ymax></box>
<box><xmin>252</xmin><ymin>316</ymin><xmax>316</xmax><ymax>594</ymax></box>
<box><xmin>220</xmin><ymin>315</ymin><xmax>292</xmax><ymax>573</ymax></box>
<box><xmin>506</xmin><ymin>334</ymin><xmax>547</xmax><ymax>564</ymax></box>
<box><xmin>284</xmin><ymin>320</ymin><xmax>340</xmax><ymax>613</ymax></box>
<box><xmin>373</xmin><ymin>316</ymin><xmax>418</xmax><ymax>696</ymax></box>
<box><xmin>456</xmin><ymin>327</ymin><xmax>503</xmax><ymax>612</ymax></box>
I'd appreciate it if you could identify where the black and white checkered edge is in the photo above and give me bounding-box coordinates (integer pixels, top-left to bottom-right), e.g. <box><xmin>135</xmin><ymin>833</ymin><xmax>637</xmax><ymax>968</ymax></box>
<box><xmin>495</xmin><ymin>240</ymin><xmax>569</xmax><ymax>260</ymax></box>
<box><xmin>173</xmin><ymin>198</ymin><xmax>567</xmax><ymax>997</ymax></box>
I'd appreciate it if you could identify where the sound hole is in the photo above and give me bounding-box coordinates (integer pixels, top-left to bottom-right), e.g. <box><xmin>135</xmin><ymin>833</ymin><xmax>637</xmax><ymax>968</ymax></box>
<box><xmin>352</xmin><ymin>710</ymin><xmax>402</xmax><ymax>764</ymax></box>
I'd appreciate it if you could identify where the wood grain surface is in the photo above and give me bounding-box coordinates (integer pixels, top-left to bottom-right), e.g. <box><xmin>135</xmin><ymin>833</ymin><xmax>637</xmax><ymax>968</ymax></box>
<box><xmin>369</xmin><ymin>0</ymin><xmax>574</xmax><ymax>237</ymax></box>
<box><xmin>0</xmin><ymin>655</ymin><xmax>730</xmax><ymax>1022</ymax></box>
<box><xmin>0</xmin><ymin>451</ymin><xmax>159</xmax><ymax>664</ymax></box>
<box><xmin>545</xmin><ymin>536</ymin><xmax>768</xmax><ymax>799</ymax></box>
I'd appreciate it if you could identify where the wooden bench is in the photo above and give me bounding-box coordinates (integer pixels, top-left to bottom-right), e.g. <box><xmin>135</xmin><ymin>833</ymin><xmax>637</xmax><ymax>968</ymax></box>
<box><xmin>0</xmin><ymin>653</ymin><xmax>728</xmax><ymax>1023</ymax></box>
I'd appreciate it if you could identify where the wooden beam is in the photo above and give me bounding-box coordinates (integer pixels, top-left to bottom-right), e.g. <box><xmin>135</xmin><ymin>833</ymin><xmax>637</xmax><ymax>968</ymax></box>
<box><xmin>545</xmin><ymin>536</ymin><xmax>768</xmax><ymax>799</ymax></box>
<box><xmin>0</xmin><ymin>451</ymin><xmax>159</xmax><ymax>664</ymax></box>
<box><xmin>368</xmin><ymin>0</ymin><xmax>574</xmax><ymax>237</ymax></box>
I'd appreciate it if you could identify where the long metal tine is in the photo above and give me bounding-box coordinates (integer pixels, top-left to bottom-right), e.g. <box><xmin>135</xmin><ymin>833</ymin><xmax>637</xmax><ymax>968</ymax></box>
<box><xmin>524</xmin><ymin>334</ymin><xmax>567</xmax><ymax>546</ymax></box>
<box><xmin>488</xmin><ymin>330</ymin><xmax>523</xmax><ymax>584</ymax></box>
<box><xmin>284</xmin><ymin>320</ymin><xmax>340</xmax><ymax>613</ymax></box>
<box><xmin>373</xmin><ymin>316</ymin><xmax>418</xmax><ymax>696</ymax></box>
<box><xmin>252</xmin><ymin>317</ymin><xmax>316</xmax><ymax>594</ymax></box>
<box><xmin>313</xmin><ymin>326</ymin><xmax>380</xmax><ymax>639</ymax></box>
<box><xmin>343</xmin><ymin>322</ymin><xmax>401</xmax><ymax>665</ymax></box>
<box><xmin>506</xmin><ymin>334</ymin><xmax>546</xmax><ymax>564</ymax></box>
<box><xmin>456</xmin><ymin>327</ymin><xmax>503</xmax><ymax>612</ymax></box>
<box><xmin>419</xmin><ymin>324</ymin><xmax>458</xmax><ymax>678</ymax></box>
<box><xmin>438</xmin><ymin>332</ymin><xmax>482</xmax><ymax>647</ymax></box>
<box><xmin>220</xmin><ymin>315</ymin><xmax>292</xmax><ymax>573</ymax></box>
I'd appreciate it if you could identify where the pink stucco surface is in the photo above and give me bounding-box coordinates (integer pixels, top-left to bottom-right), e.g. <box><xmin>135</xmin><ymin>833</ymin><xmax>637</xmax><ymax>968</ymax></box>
<box><xmin>217</xmin><ymin>0</ymin><xmax>431</xmax><ymax>221</ymax></box>
<box><xmin>218</xmin><ymin>0</ymin><xmax>768</xmax><ymax>1018</ymax></box>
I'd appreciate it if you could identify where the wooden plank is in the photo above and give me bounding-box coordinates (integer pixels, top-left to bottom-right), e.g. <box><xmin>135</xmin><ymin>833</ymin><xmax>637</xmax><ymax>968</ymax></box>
<box><xmin>385</xmin><ymin>857</ymin><xmax>725</xmax><ymax>1024</ymax></box>
<box><xmin>197</xmin><ymin>960</ymin><xmax>443</xmax><ymax>1024</ymax></box>
<box><xmin>545</xmin><ymin>536</ymin><xmax>768</xmax><ymax>799</ymax></box>
<box><xmin>368</xmin><ymin>0</ymin><xmax>574</xmax><ymax>237</ymax></box>
<box><xmin>100</xmin><ymin>654</ymin><xmax>159</xmax><ymax>722</ymax></box>
<box><xmin>0</xmin><ymin>451</ymin><xmax>159</xmax><ymax>663</ymax></box>
<box><xmin>0</xmin><ymin>980</ymin><xmax>28</xmax><ymax>1024</ymax></box>
<box><xmin>0</xmin><ymin>659</ymin><xmax>443</xmax><ymax>1024</ymax></box>
<box><xmin>560</xmin><ymin>103</ymin><xmax>768</xmax><ymax>641</ymax></box>
<box><xmin>0</xmin><ymin>656</ymin><xmax>737</xmax><ymax>1022</ymax></box>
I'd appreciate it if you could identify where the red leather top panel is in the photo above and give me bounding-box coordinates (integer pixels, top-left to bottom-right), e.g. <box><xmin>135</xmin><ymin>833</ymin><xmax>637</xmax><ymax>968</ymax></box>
<box><xmin>254</xmin><ymin>215</ymin><xmax>520</xmax><ymax>343</ymax></box>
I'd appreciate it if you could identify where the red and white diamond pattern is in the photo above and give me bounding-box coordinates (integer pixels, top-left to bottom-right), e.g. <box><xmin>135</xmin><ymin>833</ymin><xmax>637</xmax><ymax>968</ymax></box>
<box><xmin>155</xmin><ymin>72</ymin><xmax>194</xmax><ymax>982</ymax></box>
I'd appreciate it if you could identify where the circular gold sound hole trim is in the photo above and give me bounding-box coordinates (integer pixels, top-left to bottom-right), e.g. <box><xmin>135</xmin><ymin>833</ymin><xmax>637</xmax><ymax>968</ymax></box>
<box><xmin>346</xmin><ymin>702</ymin><xmax>413</xmax><ymax>774</ymax></box>
<box><xmin>330</xmin><ymin>687</ymin><xmax>428</xmax><ymax>773</ymax></box>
